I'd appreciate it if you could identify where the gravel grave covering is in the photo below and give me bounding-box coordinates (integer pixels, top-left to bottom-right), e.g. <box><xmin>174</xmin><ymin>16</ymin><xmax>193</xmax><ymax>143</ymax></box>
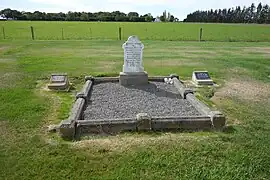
<box><xmin>84</xmin><ymin>82</ymin><xmax>201</xmax><ymax>120</ymax></box>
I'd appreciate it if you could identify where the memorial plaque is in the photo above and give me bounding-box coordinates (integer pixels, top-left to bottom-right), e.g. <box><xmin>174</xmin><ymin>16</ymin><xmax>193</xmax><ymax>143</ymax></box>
<box><xmin>192</xmin><ymin>71</ymin><xmax>213</xmax><ymax>86</ymax></box>
<box><xmin>194</xmin><ymin>72</ymin><xmax>211</xmax><ymax>80</ymax></box>
<box><xmin>48</xmin><ymin>73</ymin><xmax>70</xmax><ymax>91</ymax></box>
<box><xmin>51</xmin><ymin>75</ymin><xmax>66</xmax><ymax>83</ymax></box>
<box><xmin>122</xmin><ymin>36</ymin><xmax>144</xmax><ymax>73</ymax></box>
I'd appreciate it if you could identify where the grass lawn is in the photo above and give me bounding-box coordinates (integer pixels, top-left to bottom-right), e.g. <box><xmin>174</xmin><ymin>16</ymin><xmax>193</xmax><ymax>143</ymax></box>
<box><xmin>0</xmin><ymin>39</ymin><xmax>270</xmax><ymax>179</ymax></box>
<box><xmin>1</xmin><ymin>21</ymin><xmax>270</xmax><ymax>42</ymax></box>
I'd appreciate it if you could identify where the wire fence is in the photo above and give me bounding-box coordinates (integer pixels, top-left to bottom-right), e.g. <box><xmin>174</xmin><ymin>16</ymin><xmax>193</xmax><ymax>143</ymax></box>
<box><xmin>1</xmin><ymin>23</ymin><xmax>270</xmax><ymax>42</ymax></box>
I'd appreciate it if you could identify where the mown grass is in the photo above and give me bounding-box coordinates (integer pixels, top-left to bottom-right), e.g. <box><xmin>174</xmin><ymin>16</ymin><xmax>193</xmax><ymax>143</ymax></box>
<box><xmin>0</xmin><ymin>39</ymin><xmax>270</xmax><ymax>179</ymax></box>
<box><xmin>1</xmin><ymin>21</ymin><xmax>270</xmax><ymax>42</ymax></box>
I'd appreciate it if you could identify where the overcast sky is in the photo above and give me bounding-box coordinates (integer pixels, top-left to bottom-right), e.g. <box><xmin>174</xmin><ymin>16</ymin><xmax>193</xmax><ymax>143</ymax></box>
<box><xmin>1</xmin><ymin>0</ymin><xmax>270</xmax><ymax>20</ymax></box>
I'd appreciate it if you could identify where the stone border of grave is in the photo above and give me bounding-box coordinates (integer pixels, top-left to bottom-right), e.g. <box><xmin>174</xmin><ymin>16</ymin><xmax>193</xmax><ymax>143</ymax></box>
<box><xmin>58</xmin><ymin>74</ymin><xmax>226</xmax><ymax>140</ymax></box>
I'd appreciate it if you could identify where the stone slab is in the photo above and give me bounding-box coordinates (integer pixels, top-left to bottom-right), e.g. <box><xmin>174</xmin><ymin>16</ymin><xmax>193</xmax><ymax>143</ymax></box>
<box><xmin>119</xmin><ymin>71</ymin><xmax>148</xmax><ymax>86</ymax></box>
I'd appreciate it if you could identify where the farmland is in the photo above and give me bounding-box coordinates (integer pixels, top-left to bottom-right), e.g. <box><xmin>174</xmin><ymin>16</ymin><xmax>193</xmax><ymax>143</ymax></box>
<box><xmin>1</xmin><ymin>21</ymin><xmax>270</xmax><ymax>41</ymax></box>
<box><xmin>0</xmin><ymin>21</ymin><xmax>270</xmax><ymax>179</ymax></box>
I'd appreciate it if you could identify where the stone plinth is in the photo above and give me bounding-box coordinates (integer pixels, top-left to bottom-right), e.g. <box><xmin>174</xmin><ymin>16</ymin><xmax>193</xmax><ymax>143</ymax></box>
<box><xmin>119</xmin><ymin>72</ymin><xmax>148</xmax><ymax>86</ymax></box>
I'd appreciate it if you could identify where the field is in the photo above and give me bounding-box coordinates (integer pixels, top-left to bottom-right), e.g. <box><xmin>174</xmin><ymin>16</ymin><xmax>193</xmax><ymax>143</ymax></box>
<box><xmin>1</xmin><ymin>21</ymin><xmax>270</xmax><ymax>179</ymax></box>
<box><xmin>1</xmin><ymin>21</ymin><xmax>270</xmax><ymax>41</ymax></box>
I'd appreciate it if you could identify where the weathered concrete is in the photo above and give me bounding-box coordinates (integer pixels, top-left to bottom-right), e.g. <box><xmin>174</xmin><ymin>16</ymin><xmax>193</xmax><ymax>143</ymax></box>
<box><xmin>68</xmin><ymin>98</ymin><xmax>86</xmax><ymax>121</ymax></box>
<box><xmin>209</xmin><ymin>111</ymin><xmax>226</xmax><ymax>130</ymax></box>
<box><xmin>185</xmin><ymin>94</ymin><xmax>226</xmax><ymax>129</ymax></box>
<box><xmin>173</xmin><ymin>78</ymin><xmax>194</xmax><ymax>99</ymax></box>
<box><xmin>136</xmin><ymin>113</ymin><xmax>152</xmax><ymax>131</ymax></box>
<box><xmin>152</xmin><ymin>116</ymin><xmax>212</xmax><ymax>131</ymax></box>
<box><xmin>186</xmin><ymin>94</ymin><xmax>211</xmax><ymax>115</ymax></box>
<box><xmin>59</xmin><ymin>119</ymin><xmax>76</xmax><ymax>140</ymax></box>
<box><xmin>77</xmin><ymin>118</ymin><xmax>137</xmax><ymax>135</ymax></box>
<box><xmin>119</xmin><ymin>72</ymin><xmax>148</xmax><ymax>86</ymax></box>
<box><xmin>60</xmin><ymin>75</ymin><xmax>226</xmax><ymax>139</ymax></box>
<box><xmin>76</xmin><ymin>80</ymin><xmax>93</xmax><ymax>100</ymax></box>
<box><xmin>93</xmin><ymin>77</ymin><xmax>119</xmax><ymax>84</ymax></box>
<box><xmin>76</xmin><ymin>115</ymin><xmax>213</xmax><ymax>135</ymax></box>
<box><xmin>59</xmin><ymin>98</ymin><xmax>86</xmax><ymax>139</ymax></box>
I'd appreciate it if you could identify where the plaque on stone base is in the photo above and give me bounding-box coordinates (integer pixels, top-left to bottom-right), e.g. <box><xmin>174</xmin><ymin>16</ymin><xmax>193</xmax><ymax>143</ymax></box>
<box><xmin>47</xmin><ymin>73</ymin><xmax>70</xmax><ymax>91</ymax></box>
<box><xmin>192</xmin><ymin>71</ymin><xmax>214</xmax><ymax>86</ymax></box>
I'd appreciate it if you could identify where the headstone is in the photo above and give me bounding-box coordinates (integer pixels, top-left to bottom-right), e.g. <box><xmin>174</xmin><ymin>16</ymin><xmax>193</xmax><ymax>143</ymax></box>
<box><xmin>119</xmin><ymin>36</ymin><xmax>148</xmax><ymax>86</ymax></box>
<box><xmin>192</xmin><ymin>71</ymin><xmax>214</xmax><ymax>86</ymax></box>
<box><xmin>47</xmin><ymin>73</ymin><xmax>70</xmax><ymax>91</ymax></box>
<box><xmin>122</xmin><ymin>36</ymin><xmax>144</xmax><ymax>73</ymax></box>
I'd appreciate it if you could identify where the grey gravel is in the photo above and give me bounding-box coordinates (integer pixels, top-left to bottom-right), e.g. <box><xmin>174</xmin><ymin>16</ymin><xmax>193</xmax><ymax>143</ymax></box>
<box><xmin>84</xmin><ymin>82</ymin><xmax>201</xmax><ymax>120</ymax></box>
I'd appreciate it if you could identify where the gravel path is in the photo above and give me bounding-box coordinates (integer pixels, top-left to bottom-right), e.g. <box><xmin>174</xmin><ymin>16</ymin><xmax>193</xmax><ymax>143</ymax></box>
<box><xmin>84</xmin><ymin>82</ymin><xmax>201</xmax><ymax>120</ymax></box>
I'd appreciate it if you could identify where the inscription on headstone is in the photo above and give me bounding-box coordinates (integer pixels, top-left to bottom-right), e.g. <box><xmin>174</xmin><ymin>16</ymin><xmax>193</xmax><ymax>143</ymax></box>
<box><xmin>122</xmin><ymin>36</ymin><xmax>144</xmax><ymax>73</ymax></box>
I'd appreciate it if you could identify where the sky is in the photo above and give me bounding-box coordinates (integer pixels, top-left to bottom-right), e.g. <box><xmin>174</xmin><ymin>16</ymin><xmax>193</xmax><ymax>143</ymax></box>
<box><xmin>1</xmin><ymin>0</ymin><xmax>270</xmax><ymax>20</ymax></box>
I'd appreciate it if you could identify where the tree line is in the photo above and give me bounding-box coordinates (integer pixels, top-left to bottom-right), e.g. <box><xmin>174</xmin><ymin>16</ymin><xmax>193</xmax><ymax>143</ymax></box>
<box><xmin>184</xmin><ymin>3</ymin><xmax>270</xmax><ymax>24</ymax></box>
<box><xmin>0</xmin><ymin>9</ymin><xmax>178</xmax><ymax>22</ymax></box>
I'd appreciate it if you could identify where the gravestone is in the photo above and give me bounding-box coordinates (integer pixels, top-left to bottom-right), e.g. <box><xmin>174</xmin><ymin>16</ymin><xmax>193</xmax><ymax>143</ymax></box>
<box><xmin>192</xmin><ymin>71</ymin><xmax>214</xmax><ymax>86</ymax></box>
<box><xmin>47</xmin><ymin>73</ymin><xmax>70</xmax><ymax>91</ymax></box>
<box><xmin>119</xmin><ymin>35</ymin><xmax>148</xmax><ymax>86</ymax></box>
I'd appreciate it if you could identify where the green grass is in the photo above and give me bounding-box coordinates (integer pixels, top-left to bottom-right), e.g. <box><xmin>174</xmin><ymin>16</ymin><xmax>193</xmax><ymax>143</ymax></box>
<box><xmin>0</xmin><ymin>39</ymin><xmax>270</xmax><ymax>179</ymax></box>
<box><xmin>1</xmin><ymin>21</ymin><xmax>270</xmax><ymax>42</ymax></box>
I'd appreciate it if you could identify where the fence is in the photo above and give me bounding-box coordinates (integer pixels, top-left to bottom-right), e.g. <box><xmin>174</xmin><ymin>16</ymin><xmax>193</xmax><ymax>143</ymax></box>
<box><xmin>1</xmin><ymin>22</ymin><xmax>270</xmax><ymax>42</ymax></box>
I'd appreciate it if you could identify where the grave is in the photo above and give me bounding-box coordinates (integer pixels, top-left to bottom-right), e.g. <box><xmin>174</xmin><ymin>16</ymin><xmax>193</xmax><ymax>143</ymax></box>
<box><xmin>119</xmin><ymin>35</ymin><xmax>148</xmax><ymax>86</ymax></box>
<box><xmin>47</xmin><ymin>73</ymin><xmax>70</xmax><ymax>91</ymax></box>
<box><xmin>57</xmin><ymin>36</ymin><xmax>226</xmax><ymax>140</ymax></box>
<box><xmin>192</xmin><ymin>71</ymin><xmax>214</xmax><ymax>86</ymax></box>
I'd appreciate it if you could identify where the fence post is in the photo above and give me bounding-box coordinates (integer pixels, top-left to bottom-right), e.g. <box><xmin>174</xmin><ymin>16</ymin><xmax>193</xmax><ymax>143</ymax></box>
<box><xmin>89</xmin><ymin>28</ymin><xmax>92</xmax><ymax>40</ymax></box>
<box><xmin>30</xmin><ymin>26</ymin><xmax>35</xmax><ymax>40</ymax></box>
<box><xmin>2</xmin><ymin>26</ymin><xmax>5</xmax><ymax>39</ymax></box>
<box><xmin>199</xmin><ymin>28</ymin><xmax>203</xmax><ymax>42</ymax></box>
<box><xmin>118</xmin><ymin>27</ymin><xmax>122</xmax><ymax>40</ymax></box>
<box><xmin>62</xmin><ymin>28</ymin><xmax>64</xmax><ymax>40</ymax></box>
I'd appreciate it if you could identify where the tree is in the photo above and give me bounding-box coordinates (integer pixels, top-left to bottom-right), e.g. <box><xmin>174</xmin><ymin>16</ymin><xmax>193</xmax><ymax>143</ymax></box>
<box><xmin>256</xmin><ymin>3</ymin><xmax>263</xmax><ymax>22</ymax></box>
<box><xmin>80</xmin><ymin>13</ymin><xmax>89</xmax><ymax>21</ymax></box>
<box><xmin>0</xmin><ymin>8</ymin><xmax>179</xmax><ymax>22</ymax></box>
<box><xmin>183</xmin><ymin>2</ymin><xmax>270</xmax><ymax>24</ymax></box>
<box><xmin>169</xmin><ymin>15</ymin><xmax>175</xmax><ymax>22</ymax></box>
<box><xmin>144</xmin><ymin>13</ymin><xmax>153</xmax><ymax>22</ymax></box>
<box><xmin>128</xmin><ymin>12</ymin><xmax>139</xmax><ymax>17</ymax></box>
<box><xmin>0</xmin><ymin>8</ymin><xmax>13</xmax><ymax>19</ymax></box>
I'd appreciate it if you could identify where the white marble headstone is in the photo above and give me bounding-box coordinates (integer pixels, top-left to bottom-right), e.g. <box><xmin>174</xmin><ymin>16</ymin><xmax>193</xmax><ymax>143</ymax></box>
<box><xmin>122</xmin><ymin>36</ymin><xmax>144</xmax><ymax>73</ymax></box>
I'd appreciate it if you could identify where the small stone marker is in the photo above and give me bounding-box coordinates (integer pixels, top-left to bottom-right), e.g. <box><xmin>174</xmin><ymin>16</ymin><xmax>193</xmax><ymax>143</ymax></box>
<box><xmin>192</xmin><ymin>71</ymin><xmax>214</xmax><ymax>86</ymax></box>
<box><xmin>119</xmin><ymin>35</ymin><xmax>148</xmax><ymax>86</ymax></box>
<box><xmin>47</xmin><ymin>73</ymin><xmax>70</xmax><ymax>91</ymax></box>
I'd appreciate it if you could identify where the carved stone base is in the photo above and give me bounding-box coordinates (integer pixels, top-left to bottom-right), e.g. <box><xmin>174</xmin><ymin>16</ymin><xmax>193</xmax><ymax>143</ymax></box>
<box><xmin>119</xmin><ymin>71</ymin><xmax>148</xmax><ymax>86</ymax></box>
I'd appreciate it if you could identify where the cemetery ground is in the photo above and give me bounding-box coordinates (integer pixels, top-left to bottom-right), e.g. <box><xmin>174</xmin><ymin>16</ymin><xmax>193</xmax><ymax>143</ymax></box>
<box><xmin>0</xmin><ymin>39</ymin><xmax>270</xmax><ymax>179</ymax></box>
